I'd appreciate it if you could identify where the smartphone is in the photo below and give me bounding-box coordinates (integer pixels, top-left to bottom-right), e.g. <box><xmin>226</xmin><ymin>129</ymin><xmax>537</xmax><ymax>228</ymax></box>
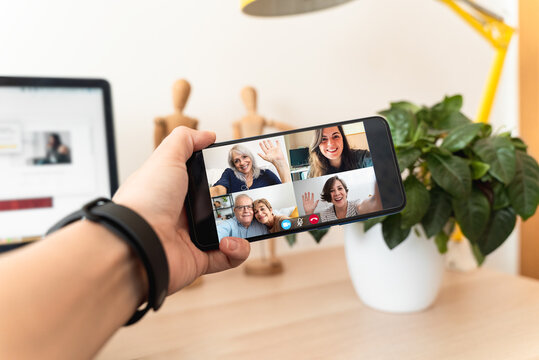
<box><xmin>185</xmin><ymin>116</ymin><xmax>405</xmax><ymax>251</ymax></box>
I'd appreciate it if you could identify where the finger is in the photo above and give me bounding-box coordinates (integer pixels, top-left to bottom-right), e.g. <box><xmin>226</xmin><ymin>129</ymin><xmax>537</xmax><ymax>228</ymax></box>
<box><xmin>259</xmin><ymin>141</ymin><xmax>268</xmax><ymax>153</ymax></box>
<box><xmin>205</xmin><ymin>237</ymin><xmax>251</xmax><ymax>274</ymax></box>
<box><xmin>257</xmin><ymin>152</ymin><xmax>268</xmax><ymax>161</ymax></box>
<box><xmin>158</xmin><ymin>127</ymin><xmax>216</xmax><ymax>163</ymax></box>
<box><xmin>314</xmin><ymin>200</ymin><xmax>319</xmax><ymax>208</ymax></box>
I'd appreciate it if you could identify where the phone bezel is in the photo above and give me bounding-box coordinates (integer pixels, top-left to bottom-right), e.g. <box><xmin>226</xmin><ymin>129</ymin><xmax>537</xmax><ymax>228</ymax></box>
<box><xmin>185</xmin><ymin>116</ymin><xmax>405</xmax><ymax>251</ymax></box>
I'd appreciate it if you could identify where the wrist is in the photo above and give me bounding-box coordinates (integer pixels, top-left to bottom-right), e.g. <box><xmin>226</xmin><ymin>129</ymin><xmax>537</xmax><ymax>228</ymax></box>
<box><xmin>46</xmin><ymin>198</ymin><xmax>169</xmax><ymax>325</ymax></box>
<box><xmin>82</xmin><ymin>221</ymin><xmax>149</xmax><ymax>305</ymax></box>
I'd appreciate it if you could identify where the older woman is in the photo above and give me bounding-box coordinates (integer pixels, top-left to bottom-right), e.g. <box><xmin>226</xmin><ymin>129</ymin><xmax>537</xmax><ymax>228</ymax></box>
<box><xmin>253</xmin><ymin>198</ymin><xmax>289</xmax><ymax>233</ymax></box>
<box><xmin>308</xmin><ymin>126</ymin><xmax>372</xmax><ymax>178</ymax></box>
<box><xmin>302</xmin><ymin>176</ymin><xmax>381</xmax><ymax>222</ymax></box>
<box><xmin>210</xmin><ymin>140</ymin><xmax>291</xmax><ymax>197</ymax></box>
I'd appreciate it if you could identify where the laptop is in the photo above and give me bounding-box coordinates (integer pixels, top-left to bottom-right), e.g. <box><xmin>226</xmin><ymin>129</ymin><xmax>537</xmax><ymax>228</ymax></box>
<box><xmin>0</xmin><ymin>77</ymin><xmax>118</xmax><ymax>252</ymax></box>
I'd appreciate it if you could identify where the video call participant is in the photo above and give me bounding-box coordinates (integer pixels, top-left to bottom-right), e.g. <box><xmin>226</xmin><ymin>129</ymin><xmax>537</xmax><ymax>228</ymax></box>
<box><xmin>253</xmin><ymin>198</ymin><xmax>290</xmax><ymax>234</ymax></box>
<box><xmin>210</xmin><ymin>140</ymin><xmax>291</xmax><ymax>197</ymax></box>
<box><xmin>302</xmin><ymin>176</ymin><xmax>382</xmax><ymax>222</ymax></box>
<box><xmin>217</xmin><ymin>194</ymin><xmax>269</xmax><ymax>240</ymax></box>
<box><xmin>307</xmin><ymin>126</ymin><xmax>372</xmax><ymax>178</ymax></box>
<box><xmin>35</xmin><ymin>133</ymin><xmax>71</xmax><ymax>165</ymax></box>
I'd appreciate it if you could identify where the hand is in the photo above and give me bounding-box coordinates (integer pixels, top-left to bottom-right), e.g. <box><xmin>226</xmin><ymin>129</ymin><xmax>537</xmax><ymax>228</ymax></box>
<box><xmin>258</xmin><ymin>139</ymin><xmax>292</xmax><ymax>183</ymax></box>
<box><xmin>356</xmin><ymin>185</ymin><xmax>383</xmax><ymax>215</ymax></box>
<box><xmin>302</xmin><ymin>192</ymin><xmax>319</xmax><ymax>215</ymax></box>
<box><xmin>113</xmin><ymin>127</ymin><xmax>251</xmax><ymax>294</ymax></box>
<box><xmin>258</xmin><ymin>139</ymin><xmax>285</xmax><ymax>165</ymax></box>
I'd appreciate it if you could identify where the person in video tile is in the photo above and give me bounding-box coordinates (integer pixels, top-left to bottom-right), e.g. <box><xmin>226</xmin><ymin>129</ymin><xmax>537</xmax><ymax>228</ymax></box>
<box><xmin>302</xmin><ymin>176</ymin><xmax>381</xmax><ymax>222</ymax></box>
<box><xmin>253</xmin><ymin>198</ymin><xmax>290</xmax><ymax>234</ymax></box>
<box><xmin>217</xmin><ymin>194</ymin><xmax>269</xmax><ymax>240</ymax></box>
<box><xmin>35</xmin><ymin>133</ymin><xmax>71</xmax><ymax>165</ymax></box>
<box><xmin>210</xmin><ymin>141</ymin><xmax>291</xmax><ymax>197</ymax></box>
<box><xmin>308</xmin><ymin>126</ymin><xmax>371</xmax><ymax>178</ymax></box>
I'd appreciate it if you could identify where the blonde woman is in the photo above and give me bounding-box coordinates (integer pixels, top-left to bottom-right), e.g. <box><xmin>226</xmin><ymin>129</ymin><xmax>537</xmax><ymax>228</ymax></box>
<box><xmin>210</xmin><ymin>140</ymin><xmax>291</xmax><ymax>197</ymax></box>
<box><xmin>253</xmin><ymin>198</ymin><xmax>290</xmax><ymax>233</ymax></box>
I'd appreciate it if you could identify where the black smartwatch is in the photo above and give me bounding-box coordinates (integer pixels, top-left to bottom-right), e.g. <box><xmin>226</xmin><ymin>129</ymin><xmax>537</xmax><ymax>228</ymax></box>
<box><xmin>46</xmin><ymin>198</ymin><xmax>169</xmax><ymax>325</ymax></box>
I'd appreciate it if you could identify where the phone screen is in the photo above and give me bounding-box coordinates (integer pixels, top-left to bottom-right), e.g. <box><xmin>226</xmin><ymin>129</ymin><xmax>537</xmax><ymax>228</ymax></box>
<box><xmin>186</xmin><ymin>116</ymin><xmax>405</xmax><ymax>250</ymax></box>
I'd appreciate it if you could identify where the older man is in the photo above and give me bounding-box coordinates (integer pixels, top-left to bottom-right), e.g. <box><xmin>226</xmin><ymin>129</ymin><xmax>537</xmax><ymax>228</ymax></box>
<box><xmin>217</xmin><ymin>194</ymin><xmax>268</xmax><ymax>241</ymax></box>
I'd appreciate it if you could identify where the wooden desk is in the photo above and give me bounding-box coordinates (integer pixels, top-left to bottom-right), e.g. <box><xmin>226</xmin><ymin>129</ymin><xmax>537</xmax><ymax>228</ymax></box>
<box><xmin>97</xmin><ymin>246</ymin><xmax>539</xmax><ymax>359</ymax></box>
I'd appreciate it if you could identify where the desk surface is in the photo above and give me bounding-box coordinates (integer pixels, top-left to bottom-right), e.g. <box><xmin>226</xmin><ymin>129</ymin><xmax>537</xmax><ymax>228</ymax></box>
<box><xmin>97</xmin><ymin>246</ymin><xmax>539</xmax><ymax>360</ymax></box>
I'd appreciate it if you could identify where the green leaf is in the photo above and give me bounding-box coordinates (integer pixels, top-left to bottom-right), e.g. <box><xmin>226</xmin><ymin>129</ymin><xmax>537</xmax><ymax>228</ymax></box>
<box><xmin>285</xmin><ymin>234</ymin><xmax>297</xmax><ymax>247</ymax></box>
<box><xmin>471</xmin><ymin>243</ymin><xmax>485</xmax><ymax>266</ymax></box>
<box><xmin>426</xmin><ymin>152</ymin><xmax>472</xmax><ymax>198</ymax></box>
<box><xmin>511</xmin><ymin>137</ymin><xmax>527</xmax><ymax>151</ymax></box>
<box><xmin>389</xmin><ymin>101</ymin><xmax>421</xmax><ymax>114</ymax></box>
<box><xmin>437</xmin><ymin>94</ymin><xmax>463</xmax><ymax>112</ymax></box>
<box><xmin>400</xmin><ymin>176</ymin><xmax>431</xmax><ymax>229</ymax></box>
<box><xmin>425</xmin><ymin>95</ymin><xmax>471</xmax><ymax>130</ymax></box>
<box><xmin>492</xmin><ymin>181</ymin><xmax>510</xmax><ymax>210</ymax></box>
<box><xmin>382</xmin><ymin>214</ymin><xmax>411</xmax><ymax>249</ymax></box>
<box><xmin>507</xmin><ymin>150</ymin><xmax>539</xmax><ymax>220</ymax></box>
<box><xmin>473</xmin><ymin>136</ymin><xmax>516</xmax><ymax>184</ymax></box>
<box><xmin>438</xmin><ymin>112</ymin><xmax>472</xmax><ymax>130</ymax></box>
<box><xmin>477</xmin><ymin>207</ymin><xmax>517</xmax><ymax>256</ymax></box>
<box><xmin>308</xmin><ymin>229</ymin><xmax>329</xmax><ymax>244</ymax></box>
<box><xmin>434</xmin><ymin>231</ymin><xmax>449</xmax><ymax>254</ymax></box>
<box><xmin>469</xmin><ymin>160</ymin><xmax>490</xmax><ymax>180</ymax></box>
<box><xmin>412</xmin><ymin>121</ymin><xmax>428</xmax><ymax>142</ymax></box>
<box><xmin>480</xmin><ymin>123</ymin><xmax>493</xmax><ymax>138</ymax></box>
<box><xmin>416</xmin><ymin>108</ymin><xmax>435</xmax><ymax>127</ymax></box>
<box><xmin>363</xmin><ymin>216</ymin><xmax>387</xmax><ymax>232</ymax></box>
<box><xmin>421</xmin><ymin>187</ymin><xmax>453</xmax><ymax>238</ymax></box>
<box><xmin>452</xmin><ymin>187</ymin><xmax>490</xmax><ymax>243</ymax></box>
<box><xmin>397</xmin><ymin>147</ymin><xmax>422</xmax><ymax>172</ymax></box>
<box><xmin>441</xmin><ymin>123</ymin><xmax>484</xmax><ymax>152</ymax></box>
<box><xmin>379</xmin><ymin>108</ymin><xmax>415</xmax><ymax>147</ymax></box>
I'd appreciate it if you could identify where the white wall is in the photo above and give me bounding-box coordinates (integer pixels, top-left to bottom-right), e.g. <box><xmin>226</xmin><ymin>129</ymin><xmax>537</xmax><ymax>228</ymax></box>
<box><xmin>0</xmin><ymin>0</ymin><xmax>518</xmax><ymax>273</ymax></box>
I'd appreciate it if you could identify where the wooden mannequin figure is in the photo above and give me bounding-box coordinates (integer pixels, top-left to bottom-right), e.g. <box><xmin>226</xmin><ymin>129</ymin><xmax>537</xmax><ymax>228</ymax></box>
<box><xmin>233</xmin><ymin>86</ymin><xmax>293</xmax><ymax>139</ymax></box>
<box><xmin>234</xmin><ymin>86</ymin><xmax>293</xmax><ymax>276</ymax></box>
<box><xmin>154</xmin><ymin>79</ymin><xmax>198</xmax><ymax>148</ymax></box>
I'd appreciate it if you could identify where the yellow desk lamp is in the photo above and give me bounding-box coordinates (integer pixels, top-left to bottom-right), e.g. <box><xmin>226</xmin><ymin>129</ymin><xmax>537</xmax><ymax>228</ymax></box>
<box><xmin>241</xmin><ymin>0</ymin><xmax>515</xmax><ymax>242</ymax></box>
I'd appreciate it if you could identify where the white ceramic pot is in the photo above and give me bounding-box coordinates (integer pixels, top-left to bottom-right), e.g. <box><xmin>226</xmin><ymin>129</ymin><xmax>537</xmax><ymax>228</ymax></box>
<box><xmin>344</xmin><ymin>222</ymin><xmax>444</xmax><ymax>313</ymax></box>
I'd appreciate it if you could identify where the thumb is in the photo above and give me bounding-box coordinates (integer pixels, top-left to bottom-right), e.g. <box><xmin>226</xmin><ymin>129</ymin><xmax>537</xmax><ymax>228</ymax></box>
<box><xmin>205</xmin><ymin>237</ymin><xmax>251</xmax><ymax>274</ymax></box>
<box><xmin>157</xmin><ymin>127</ymin><xmax>216</xmax><ymax>163</ymax></box>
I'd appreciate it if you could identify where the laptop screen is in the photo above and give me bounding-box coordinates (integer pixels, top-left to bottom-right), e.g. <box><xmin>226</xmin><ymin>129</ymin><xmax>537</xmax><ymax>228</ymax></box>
<box><xmin>0</xmin><ymin>79</ymin><xmax>117</xmax><ymax>250</ymax></box>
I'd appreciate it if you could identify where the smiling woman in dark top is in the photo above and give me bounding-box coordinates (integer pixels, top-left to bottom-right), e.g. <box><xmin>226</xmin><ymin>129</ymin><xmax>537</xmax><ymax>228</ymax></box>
<box><xmin>307</xmin><ymin>125</ymin><xmax>372</xmax><ymax>178</ymax></box>
<box><xmin>210</xmin><ymin>140</ymin><xmax>291</xmax><ymax>197</ymax></box>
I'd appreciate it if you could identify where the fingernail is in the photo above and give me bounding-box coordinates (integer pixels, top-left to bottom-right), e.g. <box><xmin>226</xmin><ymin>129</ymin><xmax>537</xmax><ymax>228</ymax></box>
<box><xmin>227</xmin><ymin>238</ymin><xmax>239</xmax><ymax>251</ymax></box>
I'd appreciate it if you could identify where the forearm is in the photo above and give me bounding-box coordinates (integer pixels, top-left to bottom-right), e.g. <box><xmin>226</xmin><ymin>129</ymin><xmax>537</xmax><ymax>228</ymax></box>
<box><xmin>0</xmin><ymin>220</ymin><xmax>146</xmax><ymax>359</ymax></box>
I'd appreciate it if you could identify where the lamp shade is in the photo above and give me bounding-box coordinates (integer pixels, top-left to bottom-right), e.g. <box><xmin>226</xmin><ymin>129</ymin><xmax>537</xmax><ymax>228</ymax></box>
<box><xmin>241</xmin><ymin>0</ymin><xmax>356</xmax><ymax>17</ymax></box>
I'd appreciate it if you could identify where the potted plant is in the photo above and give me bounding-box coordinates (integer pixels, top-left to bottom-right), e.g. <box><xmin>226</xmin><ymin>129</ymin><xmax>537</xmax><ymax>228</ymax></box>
<box><xmin>344</xmin><ymin>94</ymin><xmax>539</xmax><ymax>313</ymax></box>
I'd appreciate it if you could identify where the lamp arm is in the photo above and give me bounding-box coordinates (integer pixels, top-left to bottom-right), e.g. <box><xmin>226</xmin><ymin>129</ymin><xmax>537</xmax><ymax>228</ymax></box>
<box><xmin>440</xmin><ymin>0</ymin><xmax>514</xmax><ymax>49</ymax></box>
